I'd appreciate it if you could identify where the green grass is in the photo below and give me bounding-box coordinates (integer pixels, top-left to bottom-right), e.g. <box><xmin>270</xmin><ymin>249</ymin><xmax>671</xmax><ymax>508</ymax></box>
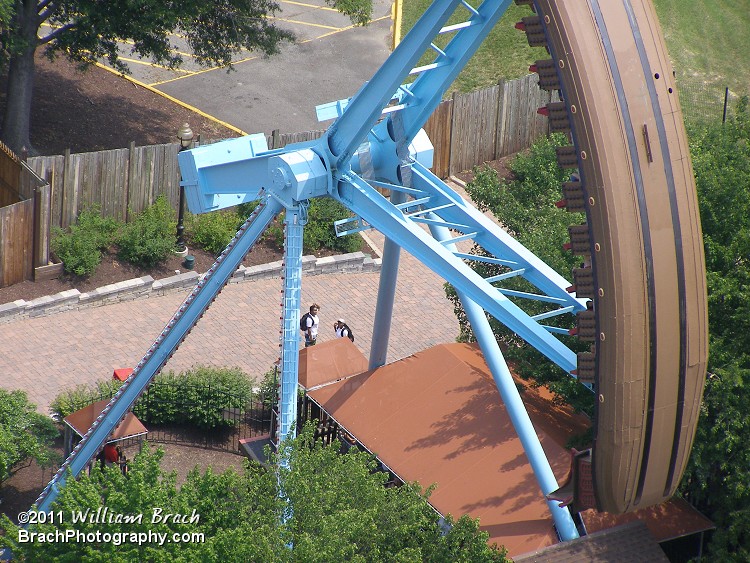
<box><xmin>399</xmin><ymin>0</ymin><xmax>750</xmax><ymax>122</ymax></box>
<box><xmin>652</xmin><ymin>0</ymin><xmax>750</xmax><ymax>122</ymax></box>
<box><xmin>400</xmin><ymin>1</ymin><xmax>548</xmax><ymax>93</ymax></box>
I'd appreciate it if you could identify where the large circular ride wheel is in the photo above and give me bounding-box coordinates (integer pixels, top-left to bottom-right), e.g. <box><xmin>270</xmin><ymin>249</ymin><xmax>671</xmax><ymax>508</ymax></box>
<box><xmin>517</xmin><ymin>0</ymin><xmax>708</xmax><ymax>513</ymax></box>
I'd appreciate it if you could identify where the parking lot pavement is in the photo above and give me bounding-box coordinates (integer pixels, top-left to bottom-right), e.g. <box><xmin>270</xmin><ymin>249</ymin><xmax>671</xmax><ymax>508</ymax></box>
<box><xmin>97</xmin><ymin>0</ymin><xmax>395</xmax><ymax>136</ymax></box>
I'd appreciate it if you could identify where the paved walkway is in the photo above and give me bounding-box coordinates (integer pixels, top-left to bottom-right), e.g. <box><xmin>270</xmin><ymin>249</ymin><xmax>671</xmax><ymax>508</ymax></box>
<box><xmin>1</xmin><ymin>229</ymin><xmax>462</xmax><ymax>414</ymax></box>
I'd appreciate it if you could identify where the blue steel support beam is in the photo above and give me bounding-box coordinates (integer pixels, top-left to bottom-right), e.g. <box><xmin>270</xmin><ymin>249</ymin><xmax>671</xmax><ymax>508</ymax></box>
<box><xmin>324</xmin><ymin>0</ymin><xmax>464</xmax><ymax>171</ymax></box>
<box><xmin>410</xmin><ymin>163</ymin><xmax>585</xmax><ymax>304</ymax></box>
<box><xmin>428</xmin><ymin>220</ymin><xmax>579</xmax><ymax>541</ymax></box>
<box><xmin>32</xmin><ymin>197</ymin><xmax>283</xmax><ymax>514</ymax></box>
<box><xmin>381</xmin><ymin>0</ymin><xmax>513</xmax><ymax>146</ymax></box>
<box><xmin>279</xmin><ymin>207</ymin><xmax>305</xmax><ymax>442</ymax></box>
<box><xmin>369</xmin><ymin>190</ymin><xmax>407</xmax><ymax>370</ymax></box>
<box><xmin>324</xmin><ymin>0</ymin><xmax>512</xmax><ymax>167</ymax></box>
<box><xmin>334</xmin><ymin>173</ymin><xmax>578</xmax><ymax>374</ymax></box>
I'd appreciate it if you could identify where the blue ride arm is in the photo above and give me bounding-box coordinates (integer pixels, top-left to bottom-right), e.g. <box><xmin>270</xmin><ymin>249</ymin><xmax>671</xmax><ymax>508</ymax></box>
<box><xmin>32</xmin><ymin>197</ymin><xmax>283</xmax><ymax>514</ymax></box>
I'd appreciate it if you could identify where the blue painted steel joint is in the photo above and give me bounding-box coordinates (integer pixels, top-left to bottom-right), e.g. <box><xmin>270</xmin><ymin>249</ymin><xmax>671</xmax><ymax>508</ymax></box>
<box><xmin>178</xmin><ymin>134</ymin><xmax>275</xmax><ymax>213</ymax></box>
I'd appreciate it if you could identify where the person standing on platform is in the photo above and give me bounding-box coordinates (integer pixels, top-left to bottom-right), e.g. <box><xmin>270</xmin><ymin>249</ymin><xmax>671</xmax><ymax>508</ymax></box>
<box><xmin>301</xmin><ymin>304</ymin><xmax>320</xmax><ymax>347</ymax></box>
<box><xmin>334</xmin><ymin>319</ymin><xmax>354</xmax><ymax>342</ymax></box>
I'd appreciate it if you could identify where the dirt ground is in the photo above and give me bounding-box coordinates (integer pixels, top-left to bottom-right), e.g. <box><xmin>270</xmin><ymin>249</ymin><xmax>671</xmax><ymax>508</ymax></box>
<box><xmin>0</xmin><ymin>239</ymin><xmax>282</xmax><ymax>306</ymax></box>
<box><xmin>1</xmin><ymin>53</ymin><xmax>241</xmax><ymax>157</ymax></box>
<box><xmin>1</xmin><ymin>439</ymin><xmax>248</xmax><ymax>524</ymax></box>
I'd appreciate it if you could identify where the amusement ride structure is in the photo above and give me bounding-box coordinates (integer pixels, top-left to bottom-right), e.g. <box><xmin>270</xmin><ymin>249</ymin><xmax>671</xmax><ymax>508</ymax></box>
<box><xmin>32</xmin><ymin>0</ymin><xmax>708</xmax><ymax>545</ymax></box>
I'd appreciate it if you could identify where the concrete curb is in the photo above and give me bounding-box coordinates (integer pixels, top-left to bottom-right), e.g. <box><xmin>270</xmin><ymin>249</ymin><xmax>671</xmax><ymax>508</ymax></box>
<box><xmin>0</xmin><ymin>252</ymin><xmax>381</xmax><ymax>325</ymax></box>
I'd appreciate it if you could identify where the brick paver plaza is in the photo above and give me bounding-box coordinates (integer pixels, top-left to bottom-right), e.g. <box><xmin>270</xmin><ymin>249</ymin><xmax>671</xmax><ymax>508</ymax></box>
<box><xmin>0</xmin><ymin>230</ymin><xmax>460</xmax><ymax>413</ymax></box>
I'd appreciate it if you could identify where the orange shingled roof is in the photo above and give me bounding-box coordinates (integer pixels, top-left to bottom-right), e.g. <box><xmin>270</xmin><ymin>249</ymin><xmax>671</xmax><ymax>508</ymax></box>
<box><xmin>64</xmin><ymin>400</ymin><xmax>148</xmax><ymax>443</ymax></box>
<box><xmin>307</xmin><ymin>342</ymin><xmax>591</xmax><ymax>557</ymax></box>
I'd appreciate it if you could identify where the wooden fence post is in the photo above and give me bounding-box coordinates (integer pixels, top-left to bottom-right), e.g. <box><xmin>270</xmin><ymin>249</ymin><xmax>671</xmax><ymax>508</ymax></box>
<box><xmin>126</xmin><ymin>141</ymin><xmax>136</xmax><ymax>223</ymax></box>
<box><xmin>61</xmin><ymin>148</ymin><xmax>70</xmax><ymax>229</ymax></box>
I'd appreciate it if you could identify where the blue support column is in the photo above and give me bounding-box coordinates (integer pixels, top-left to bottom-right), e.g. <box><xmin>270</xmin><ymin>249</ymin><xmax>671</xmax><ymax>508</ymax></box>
<box><xmin>369</xmin><ymin>189</ymin><xmax>407</xmax><ymax>370</ymax></box>
<box><xmin>279</xmin><ymin>205</ymin><xmax>305</xmax><ymax>443</ymax></box>
<box><xmin>428</xmin><ymin>219</ymin><xmax>580</xmax><ymax>542</ymax></box>
<box><xmin>33</xmin><ymin>197</ymin><xmax>282</xmax><ymax>514</ymax></box>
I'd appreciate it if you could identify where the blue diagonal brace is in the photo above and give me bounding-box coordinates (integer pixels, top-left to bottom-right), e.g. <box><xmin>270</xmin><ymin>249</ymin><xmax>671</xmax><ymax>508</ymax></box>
<box><xmin>333</xmin><ymin>173</ymin><xmax>578</xmax><ymax>373</ymax></box>
<box><xmin>409</xmin><ymin>163</ymin><xmax>587</xmax><ymax>307</ymax></box>
<box><xmin>324</xmin><ymin>0</ymin><xmax>465</xmax><ymax>170</ymax></box>
<box><xmin>429</xmin><ymin>220</ymin><xmax>579</xmax><ymax>541</ymax></box>
<box><xmin>32</xmin><ymin>196</ymin><xmax>283</xmax><ymax>514</ymax></box>
<box><xmin>396</xmin><ymin>0</ymin><xmax>513</xmax><ymax>143</ymax></box>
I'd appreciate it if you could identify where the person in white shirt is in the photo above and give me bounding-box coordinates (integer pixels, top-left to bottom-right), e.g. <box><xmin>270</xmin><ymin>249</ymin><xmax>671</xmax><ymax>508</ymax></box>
<box><xmin>334</xmin><ymin>319</ymin><xmax>354</xmax><ymax>342</ymax></box>
<box><xmin>301</xmin><ymin>304</ymin><xmax>320</xmax><ymax>347</ymax></box>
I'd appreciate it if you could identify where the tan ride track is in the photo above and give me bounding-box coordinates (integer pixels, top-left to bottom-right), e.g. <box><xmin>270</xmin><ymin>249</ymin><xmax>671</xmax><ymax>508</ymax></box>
<box><xmin>517</xmin><ymin>0</ymin><xmax>708</xmax><ymax>513</ymax></box>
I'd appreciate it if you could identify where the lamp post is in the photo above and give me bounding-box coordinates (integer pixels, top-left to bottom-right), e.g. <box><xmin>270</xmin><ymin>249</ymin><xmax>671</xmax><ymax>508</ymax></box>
<box><xmin>175</xmin><ymin>122</ymin><xmax>194</xmax><ymax>254</ymax></box>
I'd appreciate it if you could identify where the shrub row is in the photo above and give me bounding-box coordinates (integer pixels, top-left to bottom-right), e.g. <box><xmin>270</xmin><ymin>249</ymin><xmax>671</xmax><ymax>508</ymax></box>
<box><xmin>50</xmin><ymin>366</ymin><xmax>257</xmax><ymax>430</ymax></box>
<box><xmin>53</xmin><ymin>196</ymin><xmax>364</xmax><ymax>277</ymax></box>
<box><xmin>51</xmin><ymin>196</ymin><xmax>175</xmax><ymax>277</ymax></box>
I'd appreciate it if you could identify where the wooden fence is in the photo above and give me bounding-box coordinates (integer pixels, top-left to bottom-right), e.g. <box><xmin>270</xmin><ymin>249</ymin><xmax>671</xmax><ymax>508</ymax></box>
<box><xmin>425</xmin><ymin>74</ymin><xmax>558</xmax><ymax>177</ymax></box>
<box><xmin>0</xmin><ymin>140</ymin><xmax>51</xmax><ymax>287</ymax></box>
<box><xmin>25</xmin><ymin>74</ymin><xmax>555</xmax><ymax>231</ymax></box>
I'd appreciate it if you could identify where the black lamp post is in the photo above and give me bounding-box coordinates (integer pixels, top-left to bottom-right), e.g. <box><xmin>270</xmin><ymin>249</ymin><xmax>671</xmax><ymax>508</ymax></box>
<box><xmin>175</xmin><ymin>123</ymin><xmax>194</xmax><ymax>254</ymax></box>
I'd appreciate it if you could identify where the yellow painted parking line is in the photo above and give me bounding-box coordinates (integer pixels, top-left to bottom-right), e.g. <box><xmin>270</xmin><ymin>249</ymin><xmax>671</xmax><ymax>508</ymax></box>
<box><xmin>299</xmin><ymin>13</ymin><xmax>390</xmax><ymax>42</ymax></box>
<box><xmin>150</xmin><ymin>59</ymin><xmax>244</xmax><ymax>87</ymax></box>
<box><xmin>281</xmin><ymin>0</ymin><xmax>340</xmax><ymax>13</ymax></box>
<box><xmin>95</xmin><ymin>62</ymin><xmax>248</xmax><ymax>135</ymax></box>
<box><xmin>107</xmin><ymin>34</ymin><xmax>198</xmax><ymax>61</ymax></box>
<box><xmin>114</xmin><ymin>55</ymin><xmax>197</xmax><ymax>74</ymax></box>
<box><xmin>145</xmin><ymin>12</ymin><xmax>391</xmax><ymax>88</ymax></box>
<box><xmin>271</xmin><ymin>17</ymin><xmax>342</xmax><ymax>30</ymax></box>
<box><xmin>149</xmin><ymin>14</ymin><xmax>390</xmax><ymax>87</ymax></box>
<box><xmin>392</xmin><ymin>0</ymin><xmax>403</xmax><ymax>49</ymax></box>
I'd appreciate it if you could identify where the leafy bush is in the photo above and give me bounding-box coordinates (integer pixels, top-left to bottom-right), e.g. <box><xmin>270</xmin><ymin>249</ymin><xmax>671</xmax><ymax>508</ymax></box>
<box><xmin>0</xmin><ymin>389</ymin><xmax>59</xmax><ymax>486</ymax></box>
<box><xmin>256</xmin><ymin>365</ymin><xmax>279</xmax><ymax>409</ymax></box>
<box><xmin>303</xmin><ymin>197</ymin><xmax>363</xmax><ymax>254</ymax></box>
<box><xmin>49</xmin><ymin>379</ymin><xmax>123</xmax><ymax>420</ymax></box>
<box><xmin>135</xmin><ymin>367</ymin><xmax>254</xmax><ymax>429</ymax></box>
<box><xmin>116</xmin><ymin>196</ymin><xmax>175</xmax><ymax>267</ymax></box>
<box><xmin>132</xmin><ymin>374</ymin><xmax>181</xmax><ymax>425</ymax></box>
<box><xmin>237</xmin><ymin>198</ymin><xmax>363</xmax><ymax>254</ymax></box>
<box><xmin>186</xmin><ymin>209</ymin><xmax>241</xmax><ymax>255</ymax></box>
<box><xmin>50</xmin><ymin>366</ymin><xmax>255</xmax><ymax>430</ymax></box>
<box><xmin>50</xmin><ymin>206</ymin><xmax>120</xmax><ymax>277</ymax></box>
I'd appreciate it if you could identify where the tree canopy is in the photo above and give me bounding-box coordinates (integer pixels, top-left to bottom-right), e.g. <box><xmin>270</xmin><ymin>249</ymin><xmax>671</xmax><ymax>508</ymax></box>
<box><xmin>1</xmin><ymin>424</ymin><xmax>508</xmax><ymax>562</ymax></box>
<box><xmin>678</xmin><ymin>98</ymin><xmax>750</xmax><ymax>561</ymax></box>
<box><xmin>0</xmin><ymin>0</ymin><xmax>372</xmax><ymax>154</ymax></box>
<box><xmin>0</xmin><ymin>388</ymin><xmax>59</xmax><ymax>487</ymax></box>
<box><xmin>455</xmin><ymin>102</ymin><xmax>750</xmax><ymax>559</ymax></box>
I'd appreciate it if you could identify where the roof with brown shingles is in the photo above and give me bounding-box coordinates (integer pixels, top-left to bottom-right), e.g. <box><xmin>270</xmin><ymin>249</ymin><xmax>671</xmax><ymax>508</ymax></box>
<box><xmin>513</xmin><ymin>520</ymin><xmax>668</xmax><ymax>562</ymax></box>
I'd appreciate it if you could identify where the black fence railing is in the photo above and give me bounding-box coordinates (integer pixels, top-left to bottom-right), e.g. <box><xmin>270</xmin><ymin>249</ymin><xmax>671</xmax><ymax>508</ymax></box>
<box><xmin>75</xmin><ymin>378</ymin><xmax>276</xmax><ymax>454</ymax></box>
<box><xmin>677</xmin><ymin>77</ymin><xmax>748</xmax><ymax>126</ymax></box>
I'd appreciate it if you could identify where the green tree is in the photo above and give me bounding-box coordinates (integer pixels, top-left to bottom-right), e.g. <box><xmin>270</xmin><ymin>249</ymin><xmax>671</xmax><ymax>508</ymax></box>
<box><xmin>0</xmin><ymin>389</ymin><xmax>59</xmax><ymax>488</ymax></box>
<box><xmin>0</xmin><ymin>0</ymin><xmax>371</xmax><ymax>155</ymax></box>
<box><xmin>1</xmin><ymin>425</ymin><xmax>507</xmax><ymax>561</ymax></box>
<box><xmin>678</xmin><ymin>98</ymin><xmax>750</xmax><ymax>561</ymax></box>
<box><xmin>449</xmin><ymin>134</ymin><xmax>594</xmax><ymax>419</ymax></box>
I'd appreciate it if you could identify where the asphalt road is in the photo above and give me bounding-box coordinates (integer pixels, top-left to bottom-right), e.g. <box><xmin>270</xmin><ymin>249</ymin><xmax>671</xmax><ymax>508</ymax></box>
<box><xmin>115</xmin><ymin>0</ymin><xmax>395</xmax><ymax>136</ymax></box>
